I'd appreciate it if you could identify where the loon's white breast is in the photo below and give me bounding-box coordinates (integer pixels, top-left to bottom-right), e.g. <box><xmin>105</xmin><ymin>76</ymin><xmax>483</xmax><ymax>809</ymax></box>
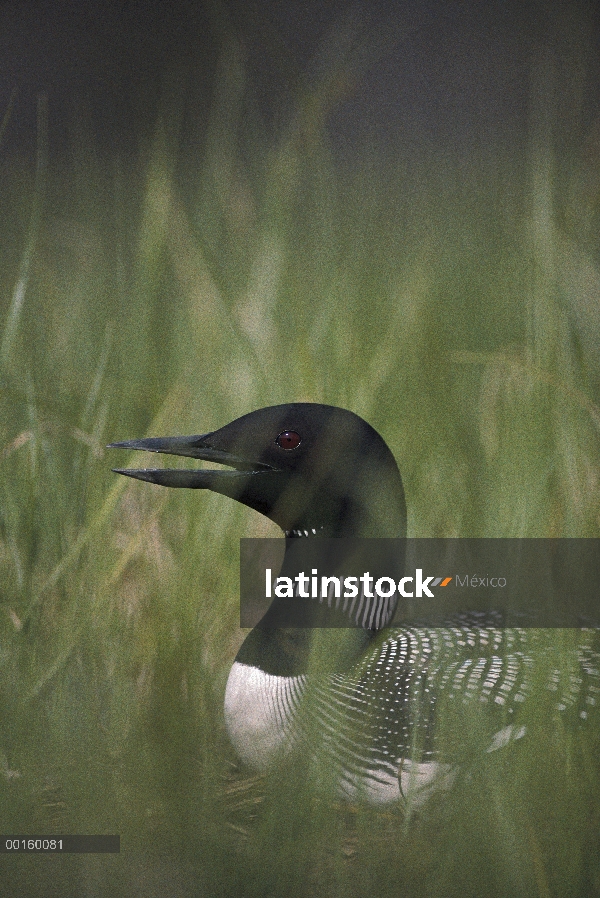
<box><xmin>224</xmin><ymin>659</ymin><xmax>433</xmax><ymax>805</ymax></box>
<box><xmin>224</xmin><ymin>661</ymin><xmax>305</xmax><ymax>772</ymax></box>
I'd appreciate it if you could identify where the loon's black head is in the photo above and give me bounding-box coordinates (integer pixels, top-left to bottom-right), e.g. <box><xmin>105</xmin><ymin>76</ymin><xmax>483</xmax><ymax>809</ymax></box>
<box><xmin>109</xmin><ymin>403</ymin><xmax>406</xmax><ymax>538</ymax></box>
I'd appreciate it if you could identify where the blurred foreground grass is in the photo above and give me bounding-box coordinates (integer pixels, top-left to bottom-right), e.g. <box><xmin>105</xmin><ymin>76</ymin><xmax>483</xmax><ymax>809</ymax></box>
<box><xmin>1</xmin><ymin>41</ymin><xmax>600</xmax><ymax>898</ymax></box>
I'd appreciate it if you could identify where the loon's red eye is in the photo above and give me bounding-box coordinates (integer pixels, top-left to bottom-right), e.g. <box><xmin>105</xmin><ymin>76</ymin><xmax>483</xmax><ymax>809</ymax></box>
<box><xmin>276</xmin><ymin>431</ymin><xmax>301</xmax><ymax>450</ymax></box>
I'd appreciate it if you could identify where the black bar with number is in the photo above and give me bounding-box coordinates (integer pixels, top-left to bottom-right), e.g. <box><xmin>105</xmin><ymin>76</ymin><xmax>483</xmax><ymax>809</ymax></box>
<box><xmin>1</xmin><ymin>836</ymin><xmax>120</xmax><ymax>853</ymax></box>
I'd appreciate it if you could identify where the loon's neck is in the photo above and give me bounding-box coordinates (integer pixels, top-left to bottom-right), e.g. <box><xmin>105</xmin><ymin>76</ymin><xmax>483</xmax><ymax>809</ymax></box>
<box><xmin>235</xmin><ymin>624</ymin><xmax>374</xmax><ymax>677</ymax></box>
<box><xmin>235</xmin><ymin>531</ymin><xmax>400</xmax><ymax>677</ymax></box>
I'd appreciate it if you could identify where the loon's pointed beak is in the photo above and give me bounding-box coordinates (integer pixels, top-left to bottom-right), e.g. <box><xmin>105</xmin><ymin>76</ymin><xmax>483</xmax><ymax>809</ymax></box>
<box><xmin>108</xmin><ymin>433</ymin><xmax>279</xmax><ymax>495</ymax></box>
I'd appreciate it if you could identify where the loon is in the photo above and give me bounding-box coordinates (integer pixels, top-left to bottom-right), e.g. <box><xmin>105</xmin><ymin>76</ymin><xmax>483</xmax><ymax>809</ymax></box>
<box><xmin>109</xmin><ymin>403</ymin><xmax>600</xmax><ymax>805</ymax></box>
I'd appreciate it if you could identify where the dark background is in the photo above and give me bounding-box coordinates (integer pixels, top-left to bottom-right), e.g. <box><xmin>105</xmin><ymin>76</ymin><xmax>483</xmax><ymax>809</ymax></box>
<box><xmin>1</xmin><ymin>0</ymin><xmax>598</xmax><ymax>166</ymax></box>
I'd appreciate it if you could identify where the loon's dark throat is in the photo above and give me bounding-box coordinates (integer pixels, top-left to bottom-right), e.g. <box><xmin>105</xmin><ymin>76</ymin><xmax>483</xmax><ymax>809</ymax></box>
<box><xmin>109</xmin><ymin>404</ymin><xmax>600</xmax><ymax>805</ymax></box>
